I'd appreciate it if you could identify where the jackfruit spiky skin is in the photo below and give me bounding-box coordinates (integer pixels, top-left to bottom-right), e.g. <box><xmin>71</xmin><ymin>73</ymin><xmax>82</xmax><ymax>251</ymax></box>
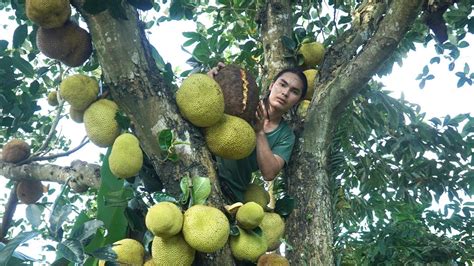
<box><xmin>36</xmin><ymin>20</ymin><xmax>92</xmax><ymax>67</ymax></box>
<box><xmin>182</xmin><ymin>205</ymin><xmax>230</xmax><ymax>253</ymax></box>
<box><xmin>111</xmin><ymin>238</ymin><xmax>145</xmax><ymax>265</ymax></box>
<box><xmin>298</xmin><ymin>42</ymin><xmax>325</xmax><ymax>68</ymax></box>
<box><xmin>109</xmin><ymin>133</ymin><xmax>143</xmax><ymax>179</ymax></box>
<box><xmin>257</xmin><ymin>253</ymin><xmax>290</xmax><ymax>266</ymax></box>
<box><xmin>236</xmin><ymin>202</ymin><xmax>264</xmax><ymax>230</ymax></box>
<box><xmin>151</xmin><ymin>234</ymin><xmax>195</xmax><ymax>266</ymax></box>
<box><xmin>25</xmin><ymin>0</ymin><xmax>71</xmax><ymax>29</ymax></box>
<box><xmin>230</xmin><ymin>227</ymin><xmax>267</xmax><ymax>262</ymax></box>
<box><xmin>69</xmin><ymin>106</ymin><xmax>84</xmax><ymax>123</ymax></box>
<box><xmin>16</xmin><ymin>179</ymin><xmax>44</xmax><ymax>204</ymax></box>
<box><xmin>47</xmin><ymin>91</ymin><xmax>59</xmax><ymax>106</ymax></box>
<box><xmin>144</xmin><ymin>259</ymin><xmax>155</xmax><ymax>265</ymax></box>
<box><xmin>204</xmin><ymin>114</ymin><xmax>256</xmax><ymax>160</ymax></box>
<box><xmin>297</xmin><ymin>100</ymin><xmax>311</xmax><ymax>118</ymax></box>
<box><xmin>60</xmin><ymin>74</ymin><xmax>99</xmax><ymax>111</ymax></box>
<box><xmin>83</xmin><ymin>99</ymin><xmax>120</xmax><ymax>147</ymax></box>
<box><xmin>243</xmin><ymin>183</ymin><xmax>270</xmax><ymax>208</ymax></box>
<box><xmin>145</xmin><ymin>202</ymin><xmax>183</xmax><ymax>238</ymax></box>
<box><xmin>260</xmin><ymin>212</ymin><xmax>285</xmax><ymax>251</ymax></box>
<box><xmin>303</xmin><ymin>69</ymin><xmax>318</xmax><ymax>100</ymax></box>
<box><xmin>2</xmin><ymin>139</ymin><xmax>30</xmax><ymax>163</ymax></box>
<box><xmin>176</xmin><ymin>73</ymin><xmax>225</xmax><ymax>127</ymax></box>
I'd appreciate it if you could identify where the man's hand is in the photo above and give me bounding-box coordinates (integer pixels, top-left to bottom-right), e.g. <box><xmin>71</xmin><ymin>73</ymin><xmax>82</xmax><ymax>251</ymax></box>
<box><xmin>207</xmin><ymin>62</ymin><xmax>226</xmax><ymax>78</ymax></box>
<box><xmin>254</xmin><ymin>100</ymin><xmax>265</xmax><ymax>134</ymax></box>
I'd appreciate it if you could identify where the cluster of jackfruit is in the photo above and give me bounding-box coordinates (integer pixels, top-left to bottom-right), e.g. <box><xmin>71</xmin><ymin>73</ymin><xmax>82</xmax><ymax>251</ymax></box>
<box><xmin>26</xmin><ymin>0</ymin><xmax>92</xmax><ymax>67</ymax></box>
<box><xmin>297</xmin><ymin>41</ymin><xmax>326</xmax><ymax>118</ymax></box>
<box><xmin>142</xmin><ymin>202</ymin><xmax>230</xmax><ymax>265</ymax></box>
<box><xmin>176</xmin><ymin>71</ymin><xmax>256</xmax><ymax>160</ymax></box>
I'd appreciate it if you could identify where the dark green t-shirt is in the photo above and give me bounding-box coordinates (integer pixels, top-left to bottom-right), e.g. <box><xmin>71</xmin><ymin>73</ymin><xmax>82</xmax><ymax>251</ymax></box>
<box><xmin>216</xmin><ymin>120</ymin><xmax>295</xmax><ymax>202</ymax></box>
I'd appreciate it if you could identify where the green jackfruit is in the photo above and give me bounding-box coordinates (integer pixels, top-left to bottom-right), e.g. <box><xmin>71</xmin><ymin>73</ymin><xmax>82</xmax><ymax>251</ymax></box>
<box><xmin>205</xmin><ymin>114</ymin><xmax>256</xmax><ymax>160</ymax></box>
<box><xmin>176</xmin><ymin>73</ymin><xmax>224</xmax><ymax>127</ymax></box>
<box><xmin>110</xmin><ymin>238</ymin><xmax>145</xmax><ymax>265</ymax></box>
<box><xmin>47</xmin><ymin>91</ymin><xmax>59</xmax><ymax>106</ymax></box>
<box><xmin>60</xmin><ymin>74</ymin><xmax>98</xmax><ymax>111</ymax></box>
<box><xmin>151</xmin><ymin>234</ymin><xmax>195</xmax><ymax>266</ymax></box>
<box><xmin>83</xmin><ymin>99</ymin><xmax>120</xmax><ymax>147</ymax></box>
<box><xmin>109</xmin><ymin>133</ymin><xmax>143</xmax><ymax>178</ymax></box>
<box><xmin>298</xmin><ymin>41</ymin><xmax>325</xmax><ymax>68</ymax></box>
<box><xmin>243</xmin><ymin>183</ymin><xmax>270</xmax><ymax>208</ymax></box>
<box><xmin>146</xmin><ymin>202</ymin><xmax>183</xmax><ymax>238</ymax></box>
<box><xmin>236</xmin><ymin>202</ymin><xmax>264</xmax><ymax>230</ymax></box>
<box><xmin>25</xmin><ymin>0</ymin><xmax>71</xmax><ymax>29</ymax></box>
<box><xmin>230</xmin><ymin>227</ymin><xmax>267</xmax><ymax>262</ymax></box>
<box><xmin>297</xmin><ymin>100</ymin><xmax>311</xmax><ymax>118</ymax></box>
<box><xmin>303</xmin><ymin>69</ymin><xmax>318</xmax><ymax>100</ymax></box>
<box><xmin>260</xmin><ymin>212</ymin><xmax>285</xmax><ymax>251</ymax></box>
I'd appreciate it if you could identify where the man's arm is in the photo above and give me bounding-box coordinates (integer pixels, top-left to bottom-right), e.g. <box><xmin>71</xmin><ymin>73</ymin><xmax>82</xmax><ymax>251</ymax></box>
<box><xmin>255</xmin><ymin>131</ymin><xmax>285</xmax><ymax>181</ymax></box>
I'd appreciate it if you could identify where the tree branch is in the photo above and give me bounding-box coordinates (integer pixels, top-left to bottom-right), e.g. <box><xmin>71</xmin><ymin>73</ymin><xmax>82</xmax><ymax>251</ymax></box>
<box><xmin>0</xmin><ymin>160</ymin><xmax>100</xmax><ymax>192</ymax></box>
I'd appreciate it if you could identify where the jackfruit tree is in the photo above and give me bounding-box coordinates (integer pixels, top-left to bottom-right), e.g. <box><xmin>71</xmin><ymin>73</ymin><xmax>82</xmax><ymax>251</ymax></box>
<box><xmin>1</xmin><ymin>0</ymin><xmax>474</xmax><ymax>265</ymax></box>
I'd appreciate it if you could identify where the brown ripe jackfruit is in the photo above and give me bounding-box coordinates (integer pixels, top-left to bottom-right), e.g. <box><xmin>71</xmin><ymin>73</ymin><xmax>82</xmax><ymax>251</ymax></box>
<box><xmin>2</xmin><ymin>139</ymin><xmax>30</xmax><ymax>163</ymax></box>
<box><xmin>213</xmin><ymin>65</ymin><xmax>259</xmax><ymax>124</ymax></box>
<box><xmin>36</xmin><ymin>20</ymin><xmax>92</xmax><ymax>67</ymax></box>
<box><xmin>16</xmin><ymin>179</ymin><xmax>44</xmax><ymax>204</ymax></box>
<box><xmin>25</xmin><ymin>0</ymin><xmax>71</xmax><ymax>29</ymax></box>
<box><xmin>257</xmin><ymin>253</ymin><xmax>290</xmax><ymax>266</ymax></box>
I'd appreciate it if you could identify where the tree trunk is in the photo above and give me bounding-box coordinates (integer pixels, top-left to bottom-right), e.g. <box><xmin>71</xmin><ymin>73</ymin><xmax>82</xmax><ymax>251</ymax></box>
<box><xmin>286</xmin><ymin>0</ymin><xmax>423</xmax><ymax>264</ymax></box>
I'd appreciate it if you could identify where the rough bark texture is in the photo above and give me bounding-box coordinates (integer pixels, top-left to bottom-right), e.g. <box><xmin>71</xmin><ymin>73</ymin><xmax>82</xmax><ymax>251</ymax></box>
<box><xmin>70</xmin><ymin>1</ymin><xmax>233</xmax><ymax>264</ymax></box>
<box><xmin>286</xmin><ymin>0</ymin><xmax>424</xmax><ymax>264</ymax></box>
<box><xmin>0</xmin><ymin>160</ymin><xmax>100</xmax><ymax>192</ymax></box>
<box><xmin>260</xmin><ymin>0</ymin><xmax>294</xmax><ymax>90</ymax></box>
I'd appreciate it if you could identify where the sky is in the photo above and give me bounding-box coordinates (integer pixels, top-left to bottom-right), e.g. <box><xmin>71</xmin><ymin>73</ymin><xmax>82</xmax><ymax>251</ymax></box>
<box><xmin>1</xmin><ymin>5</ymin><xmax>474</xmax><ymax>264</ymax></box>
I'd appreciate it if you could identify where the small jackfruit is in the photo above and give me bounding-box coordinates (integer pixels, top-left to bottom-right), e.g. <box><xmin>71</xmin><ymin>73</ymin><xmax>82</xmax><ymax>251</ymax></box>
<box><xmin>110</xmin><ymin>238</ymin><xmax>145</xmax><ymax>265</ymax></box>
<box><xmin>303</xmin><ymin>69</ymin><xmax>318</xmax><ymax>100</ymax></box>
<box><xmin>69</xmin><ymin>106</ymin><xmax>84</xmax><ymax>123</ymax></box>
<box><xmin>83</xmin><ymin>99</ymin><xmax>120</xmax><ymax>147</ymax></box>
<box><xmin>109</xmin><ymin>133</ymin><xmax>143</xmax><ymax>179</ymax></box>
<box><xmin>182</xmin><ymin>205</ymin><xmax>230</xmax><ymax>253</ymax></box>
<box><xmin>257</xmin><ymin>253</ymin><xmax>290</xmax><ymax>266</ymax></box>
<box><xmin>230</xmin><ymin>227</ymin><xmax>267</xmax><ymax>262</ymax></box>
<box><xmin>298</xmin><ymin>41</ymin><xmax>325</xmax><ymax>68</ymax></box>
<box><xmin>16</xmin><ymin>179</ymin><xmax>44</xmax><ymax>204</ymax></box>
<box><xmin>47</xmin><ymin>91</ymin><xmax>59</xmax><ymax>106</ymax></box>
<box><xmin>236</xmin><ymin>202</ymin><xmax>264</xmax><ymax>230</ymax></box>
<box><xmin>60</xmin><ymin>74</ymin><xmax>99</xmax><ymax>111</ymax></box>
<box><xmin>145</xmin><ymin>202</ymin><xmax>183</xmax><ymax>238</ymax></box>
<box><xmin>297</xmin><ymin>100</ymin><xmax>311</xmax><ymax>118</ymax></box>
<box><xmin>36</xmin><ymin>20</ymin><xmax>92</xmax><ymax>67</ymax></box>
<box><xmin>260</xmin><ymin>212</ymin><xmax>285</xmax><ymax>251</ymax></box>
<box><xmin>176</xmin><ymin>73</ymin><xmax>225</xmax><ymax>127</ymax></box>
<box><xmin>204</xmin><ymin>114</ymin><xmax>256</xmax><ymax>160</ymax></box>
<box><xmin>243</xmin><ymin>183</ymin><xmax>270</xmax><ymax>208</ymax></box>
<box><xmin>2</xmin><ymin>139</ymin><xmax>30</xmax><ymax>163</ymax></box>
<box><xmin>25</xmin><ymin>0</ymin><xmax>71</xmax><ymax>29</ymax></box>
<box><xmin>151</xmin><ymin>234</ymin><xmax>195</xmax><ymax>266</ymax></box>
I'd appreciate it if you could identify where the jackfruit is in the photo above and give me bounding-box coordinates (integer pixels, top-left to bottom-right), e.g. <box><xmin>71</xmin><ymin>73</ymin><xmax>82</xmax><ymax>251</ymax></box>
<box><xmin>204</xmin><ymin>114</ymin><xmax>256</xmax><ymax>160</ymax></box>
<box><xmin>260</xmin><ymin>212</ymin><xmax>285</xmax><ymax>251</ymax></box>
<box><xmin>230</xmin><ymin>227</ymin><xmax>267</xmax><ymax>262</ymax></box>
<box><xmin>110</xmin><ymin>238</ymin><xmax>145</xmax><ymax>265</ymax></box>
<box><xmin>60</xmin><ymin>74</ymin><xmax>99</xmax><ymax>111</ymax></box>
<box><xmin>182</xmin><ymin>205</ymin><xmax>230</xmax><ymax>253</ymax></box>
<box><xmin>16</xmin><ymin>179</ymin><xmax>44</xmax><ymax>204</ymax></box>
<box><xmin>298</xmin><ymin>41</ymin><xmax>325</xmax><ymax>68</ymax></box>
<box><xmin>303</xmin><ymin>69</ymin><xmax>318</xmax><ymax>100</ymax></box>
<box><xmin>25</xmin><ymin>0</ymin><xmax>71</xmax><ymax>29</ymax></box>
<box><xmin>83</xmin><ymin>99</ymin><xmax>120</xmax><ymax>147</ymax></box>
<box><xmin>236</xmin><ymin>202</ymin><xmax>264</xmax><ymax>230</ymax></box>
<box><xmin>47</xmin><ymin>91</ymin><xmax>59</xmax><ymax>106</ymax></box>
<box><xmin>176</xmin><ymin>73</ymin><xmax>225</xmax><ymax>127</ymax></box>
<box><xmin>243</xmin><ymin>183</ymin><xmax>270</xmax><ymax>208</ymax></box>
<box><xmin>257</xmin><ymin>253</ymin><xmax>290</xmax><ymax>266</ymax></box>
<box><xmin>36</xmin><ymin>20</ymin><xmax>92</xmax><ymax>67</ymax></box>
<box><xmin>151</xmin><ymin>234</ymin><xmax>195</xmax><ymax>266</ymax></box>
<box><xmin>69</xmin><ymin>106</ymin><xmax>84</xmax><ymax>123</ymax></box>
<box><xmin>297</xmin><ymin>100</ymin><xmax>311</xmax><ymax>118</ymax></box>
<box><xmin>144</xmin><ymin>259</ymin><xmax>155</xmax><ymax>265</ymax></box>
<box><xmin>145</xmin><ymin>201</ymin><xmax>183</xmax><ymax>238</ymax></box>
<box><xmin>109</xmin><ymin>133</ymin><xmax>143</xmax><ymax>179</ymax></box>
<box><xmin>2</xmin><ymin>139</ymin><xmax>30</xmax><ymax>163</ymax></box>
<box><xmin>213</xmin><ymin>65</ymin><xmax>259</xmax><ymax>124</ymax></box>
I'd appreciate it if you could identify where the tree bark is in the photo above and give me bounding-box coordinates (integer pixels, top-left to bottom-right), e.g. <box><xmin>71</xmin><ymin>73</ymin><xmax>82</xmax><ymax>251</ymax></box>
<box><xmin>286</xmin><ymin>0</ymin><xmax>423</xmax><ymax>264</ymax></box>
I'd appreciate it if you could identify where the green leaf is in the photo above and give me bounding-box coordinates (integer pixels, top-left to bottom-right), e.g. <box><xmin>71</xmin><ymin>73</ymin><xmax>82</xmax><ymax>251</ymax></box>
<box><xmin>152</xmin><ymin>192</ymin><xmax>179</xmax><ymax>203</ymax></box>
<box><xmin>191</xmin><ymin>176</ymin><xmax>211</xmax><ymax>205</ymax></box>
<box><xmin>126</xmin><ymin>0</ymin><xmax>153</xmax><ymax>10</ymax></box>
<box><xmin>281</xmin><ymin>35</ymin><xmax>296</xmax><ymax>51</ymax></box>
<box><xmin>429</xmin><ymin>57</ymin><xmax>440</xmax><ymax>64</ymax></box>
<box><xmin>0</xmin><ymin>40</ymin><xmax>8</xmax><ymax>51</ymax></box>
<box><xmin>70</xmin><ymin>220</ymin><xmax>104</xmax><ymax>246</ymax></box>
<box><xmin>83</xmin><ymin>0</ymin><xmax>108</xmax><ymax>14</ymax></box>
<box><xmin>57</xmin><ymin>239</ymin><xmax>84</xmax><ymax>263</ymax></box>
<box><xmin>192</xmin><ymin>42</ymin><xmax>211</xmax><ymax>63</ymax></box>
<box><xmin>180</xmin><ymin>176</ymin><xmax>191</xmax><ymax>204</ymax></box>
<box><xmin>275</xmin><ymin>196</ymin><xmax>295</xmax><ymax>217</ymax></box>
<box><xmin>13</xmin><ymin>24</ymin><xmax>28</xmax><ymax>48</ymax></box>
<box><xmin>25</xmin><ymin>204</ymin><xmax>43</xmax><ymax>228</ymax></box>
<box><xmin>158</xmin><ymin>129</ymin><xmax>173</xmax><ymax>151</ymax></box>
<box><xmin>107</xmin><ymin>0</ymin><xmax>128</xmax><ymax>20</ymax></box>
<box><xmin>229</xmin><ymin>225</ymin><xmax>240</xmax><ymax>236</ymax></box>
<box><xmin>0</xmin><ymin>231</ymin><xmax>39</xmax><ymax>266</ymax></box>
<box><xmin>12</xmin><ymin>53</ymin><xmax>34</xmax><ymax>77</ymax></box>
<box><xmin>114</xmin><ymin>111</ymin><xmax>130</xmax><ymax>130</ymax></box>
<box><xmin>150</xmin><ymin>44</ymin><xmax>166</xmax><ymax>71</ymax></box>
<box><xmin>89</xmin><ymin>245</ymin><xmax>117</xmax><ymax>261</ymax></box>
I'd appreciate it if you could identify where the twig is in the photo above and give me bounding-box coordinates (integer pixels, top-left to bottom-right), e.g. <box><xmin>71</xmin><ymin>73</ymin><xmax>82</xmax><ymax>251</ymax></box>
<box><xmin>0</xmin><ymin>182</ymin><xmax>19</xmax><ymax>243</ymax></box>
<box><xmin>23</xmin><ymin>137</ymin><xmax>89</xmax><ymax>163</ymax></box>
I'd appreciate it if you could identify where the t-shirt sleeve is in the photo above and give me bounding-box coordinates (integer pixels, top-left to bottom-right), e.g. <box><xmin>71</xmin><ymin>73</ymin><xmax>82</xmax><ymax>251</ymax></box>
<box><xmin>271</xmin><ymin>130</ymin><xmax>295</xmax><ymax>164</ymax></box>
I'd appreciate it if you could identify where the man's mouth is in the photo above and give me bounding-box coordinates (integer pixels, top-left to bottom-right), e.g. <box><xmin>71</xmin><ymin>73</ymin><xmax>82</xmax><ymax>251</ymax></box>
<box><xmin>276</xmin><ymin>97</ymin><xmax>286</xmax><ymax>104</ymax></box>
